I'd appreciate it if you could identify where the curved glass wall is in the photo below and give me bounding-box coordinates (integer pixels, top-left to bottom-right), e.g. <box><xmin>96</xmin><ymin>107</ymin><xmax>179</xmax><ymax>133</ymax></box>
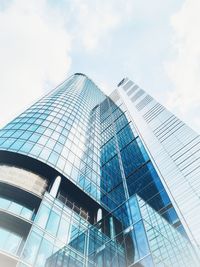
<box><xmin>0</xmin><ymin>195</ymin><xmax>34</xmax><ymax>221</ymax></box>
<box><xmin>0</xmin><ymin>74</ymin><xmax>105</xmax><ymax>205</ymax></box>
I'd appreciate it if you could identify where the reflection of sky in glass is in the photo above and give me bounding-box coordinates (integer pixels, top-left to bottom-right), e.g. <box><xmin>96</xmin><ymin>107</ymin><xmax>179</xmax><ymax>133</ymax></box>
<box><xmin>0</xmin><ymin>73</ymin><xmax>199</xmax><ymax>267</ymax></box>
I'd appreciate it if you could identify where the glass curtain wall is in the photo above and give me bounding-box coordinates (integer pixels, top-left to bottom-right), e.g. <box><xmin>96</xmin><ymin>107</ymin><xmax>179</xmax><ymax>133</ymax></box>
<box><xmin>0</xmin><ymin>74</ymin><xmax>198</xmax><ymax>267</ymax></box>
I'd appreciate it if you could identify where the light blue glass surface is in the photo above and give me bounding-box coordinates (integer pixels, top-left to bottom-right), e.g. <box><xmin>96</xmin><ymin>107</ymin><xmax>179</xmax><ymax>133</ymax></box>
<box><xmin>0</xmin><ymin>74</ymin><xmax>198</xmax><ymax>267</ymax></box>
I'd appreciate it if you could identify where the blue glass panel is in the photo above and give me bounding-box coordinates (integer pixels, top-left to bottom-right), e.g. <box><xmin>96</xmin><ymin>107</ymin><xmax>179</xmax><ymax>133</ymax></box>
<box><xmin>0</xmin><ymin>138</ymin><xmax>15</xmax><ymax>148</ymax></box>
<box><xmin>48</xmin><ymin>152</ymin><xmax>59</xmax><ymax>165</ymax></box>
<box><xmin>105</xmin><ymin>183</ymin><xmax>126</xmax><ymax>207</ymax></box>
<box><xmin>35</xmin><ymin>204</ymin><xmax>50</xmax><ymax>229</ymax></box>
<box><xmin>124</xmin><ymin>229</ymin><xmax>139</xmax><ymax>264</ymax></box>
<box><xmin>34</xmin><ymin>238</ymin><xmax>54</xmax><ymax>267</ymax></box>
<box><xmin>113</xmin><ymin>202</ymin><xmax>130</xmax><ymax>228</ymax></box>
<box><xmin>57</xmin><ymin>216</ymin><xmax>70</xmax><ymax>243</ymax></box>
<box><xmin>46</xmin><ymin>210</ymin><xmax>60</xmax><ymax>236</ymax></box>
<box><xmin>121</xmin><ymin>138</ymin><xmax>148</xmax><ymax>177</ymax></box>
<box><xmin>9</xmin><ymin>202</ymin><xmax>23</xmax><ymax>215</ymax></box>
<box><xmin>0</xmin><ymin>227</ymin><xmax>9</xmax><ymax>250</ymax></box>
<box><xmin>20</xmin><ymin>142</ymin><xmax>34</xmax><ymax>153</ymax></box>
<box><xmin>30</xmin><ymin>145</ymin><xmax>43</xmax><ymax>157</ymax></box>
<box><xmin>114</xmin><ymin>114</ymin><xmax>129</xmax><ymax>133</ymax></box>
<box><xmin>11</xmin><ymin>130</ymin><xmax>24</xmax><ymax>138</ymax></box>
<box><xmin>20</xmin><ymin>207</ymin><xmax>33</xmax><ymax>220</ymax></box>
<box><xmin>135</xmin><ymin>138</ymin><xmax>149</xmax><ymax>162</ymax></box>
<box><xmin>134</xmin><ymin>221</ymin><xmax>149</xmax><ymax>258</ymax></box>
<box><xmin>29</xmin><ymin>133</ymin><xmax>41</xmax><ymax>142</ymax></box>
<box><xmin>69</xmin><ymin>230</ymin><xmax>86</xmax><ymax>254</ymax></box>
<box><xmin>101</xmin><ymin>137</ymin><xmax>117</xmax><ymax>164</ymax></box>
<box><xmin>22</xmin><ymin>231</ymin><xmax>42</xmax><ymax>264</ymax></box>
<box><xmin>4</xmin><ymin>232</ymin><xmax>22</xmax><ymax>255</ymax></box>
<box><xmin>101</xmin><ymin>155</ymin><xmax>123</xmax><ymax>193</ymax></box>
<box><xmin>0</xmin><ymin>197</ymin><xmax>10</xmax><ymax>209</ymax></box>
<box><xmin>117</xmin><ymin>124</ymin><xmax>135</xmax><ymax>150</ymax></box>
<box><xmin>20</xmin><ymin>131</ymin><xmax>33</xmax><ymax>140</ymax></box>
<box><xmin>128</xmin><ymin>196</ymin><xmax>141</xmax><ymax>224</ymax></box>
<box><xmin>148</xmin><ymin>190</ymin><xmax>171</xmax><ymax>212</ymax></box>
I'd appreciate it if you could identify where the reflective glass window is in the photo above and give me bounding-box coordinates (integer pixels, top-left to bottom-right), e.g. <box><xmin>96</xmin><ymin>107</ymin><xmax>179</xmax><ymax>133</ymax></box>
<box><xmin>20</xmin><ymin>142</ymin><xmax>34</xmax><ymax>153</ymax></box>
<box><xmin>0</xmin><ymin>197</ymin><xmax>10</xmax><ymax>209</ymax></box>
<box><xmin>35</xmin><ymin>204</ymin><xmax>50</xmax><ymax>229</ymax></box>
<box><xmin>9</xmin><ymin>202</ymin><xmax>23</xmax><ymax>214</ymax></box>
<box><xmin>34</xmin><ymin>238</ymin><xmax>54</xmax><ymax>267</ymax></box>
<box><xmin>48</xmin><ymin>152</ymin><xmax>59</xmax><ymax>165</ymax></box>
<box><xmin>0</xmin><ymin>227</ymin><xmax>9</xmax><ymax>250</ymax></box>
<box><xmin>46</xmin><ymin>210</ymin><xmax>60</xmax><ymax>236</ymax></box>
<box><xmin>117</xmin><ymin>124</ymin><xmax>135</xmax><ymax>150</ymax></box>
<box><xmin>22</xmin><ymin>230</ymin><xmax>42</xmax><ymax>264</ymax></box>
<box><xmin>20</xmin><ymin>207</ymin><xmax>33</xmax><ymax>220</ymax></box>
<box><xmin>121</xmin><ymin>138</ymin><xmax>148</xmax><ymax>177</ymax></box>
<box><xmin>57</xmin><ymin>216</ymin><xmax>70</xmax><ymax>243</ymax></box>
<box><xmin>4</xmin><ymin>232</ymin><xmax>22</xmax><ymax>255</ymax></box>
<box><xmin>124</xmin><ymin>230</ymin><xmax>139</xmax><ymax>265</ymax></box>
<box><xmin>134</xmin><ymin>221</ymin><xmax>149</xmax><ymax>258</ymax></box>
<box><xmin>128</xmin><ymin>196</ymin><xmax>141</xmax><ymax>224</ymax></box>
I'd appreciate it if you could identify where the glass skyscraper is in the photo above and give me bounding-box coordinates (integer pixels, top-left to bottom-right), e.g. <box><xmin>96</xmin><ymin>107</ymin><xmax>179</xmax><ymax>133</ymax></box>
<box><xmin>0</xmin><ymin>73</ymin><xmax>199</xmax><ymax>267</ymax></box>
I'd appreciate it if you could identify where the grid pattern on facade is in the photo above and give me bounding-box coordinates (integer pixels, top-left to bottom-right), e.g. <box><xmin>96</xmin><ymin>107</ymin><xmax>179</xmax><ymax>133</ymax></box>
<box><xmin>0</xmin><ymin>74</ymin><xmax>199</xmax><ymax>267</ymax></box>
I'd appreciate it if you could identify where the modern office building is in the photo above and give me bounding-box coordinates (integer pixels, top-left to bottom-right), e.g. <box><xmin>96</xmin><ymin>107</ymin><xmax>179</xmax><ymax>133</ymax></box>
<box><xmin>0</xmin><ymin>73</ymin><xmax>199</xmax><ymax>267</ymax></box>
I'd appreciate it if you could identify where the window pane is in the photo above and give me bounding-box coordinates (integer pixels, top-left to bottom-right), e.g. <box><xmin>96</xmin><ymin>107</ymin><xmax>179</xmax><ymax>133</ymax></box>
<box><xmin>34</xmin><ymin>238</ymin><xmax>53</xmax><ymax>267</ymax></box>
<box><xmin>22</xmin><ymin>231</ymin><xmax>42</xmax><ymax>264</ymax></box>
<box><xmin>124</xmin><ymin>230</ymin><xmax>139</xmax><ymax>265</ymax></box>
<box><xmin>9</xmin><ymin>202</ymin><xmax>23</xmax><ymax>215</ymax></box>
<box><xmin>35</xmin><ymin>204</ymin><xmax>50</xmax><ymax>229</ymax></box>
<box><xmin>46</xmin><ymin>210</ymin><xmax>60</xmax><ymax>236</ymax></box>
<box><xmin>0</xmin><ymin>227</ymin><xmax>9</xmax><ymax>250</ymax></box>
<box><xmin>0</xmin><ymin>197</ymin><xmax>11</xmax><ymax>209</ymax></box>
<box><xmin>134</xmin><ymin>221</ymin><xmax>149</xmax><ymax>258</ymax></box>
<box><xmin>57</xmin><ymin>216</ymin><xmax>70</xmax><ymax>243</ymax></box>
<box><xmin>4</xmin><ymin>232</ymin><xmax>22</xmax><ymax>255</ymax></box>
<box><xmin>128</xmin><ymin>196</ymin><xmax>141</xmax><ymax>224</ymax></box>
<box><xmin>20</xmin><ymin>207</ymin><xmax>33</xmax><ymax>220</ymax></box>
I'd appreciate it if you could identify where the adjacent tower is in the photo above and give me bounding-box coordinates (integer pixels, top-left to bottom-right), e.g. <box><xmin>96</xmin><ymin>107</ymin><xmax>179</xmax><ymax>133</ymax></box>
<box><xmin>116</xmin><ymin>77</ymin><xmax>200</xmax><ymax>251</ymax></box>
<box><xmin>0</xmin><ymin>73</ymin><xmax>199</xmax><ymax>267</ymax></box>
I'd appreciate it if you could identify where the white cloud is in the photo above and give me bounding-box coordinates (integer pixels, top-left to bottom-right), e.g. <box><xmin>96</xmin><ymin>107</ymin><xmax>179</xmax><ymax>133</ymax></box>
<box><xmin>2</xmin><ymin>0</ymin><xmax>198</xmax><ymax>134</ymax></box>
<box><xmin>71</xmin><ymin>0</ymin><xmax>134</xmax><ymax>51</ymax></box>
<box><xmin>0</xmin><ymin>0</ymin><xmax>72</xmax><ymax>127</ymax></box>
<box><xmin>165</xmin><ymin>0</ymin><xmax>200</xmax><ymax>132</ymax></box>
<box><xmin>0</xmin><ymin>0</ymin><xmax>136</xmax><ymax>128</ymax></box>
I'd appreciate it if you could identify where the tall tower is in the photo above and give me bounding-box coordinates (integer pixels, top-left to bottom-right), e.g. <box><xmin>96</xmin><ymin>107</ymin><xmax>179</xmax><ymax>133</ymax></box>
<box><xmin>0</xmin><ymin>73</ymin><xmax>199</xmax><ymax>267</ymax></box>
<box><xmin>116</xmin><ymin>77</ymin><xmax>200</xmax><ymax>250</ymax></box>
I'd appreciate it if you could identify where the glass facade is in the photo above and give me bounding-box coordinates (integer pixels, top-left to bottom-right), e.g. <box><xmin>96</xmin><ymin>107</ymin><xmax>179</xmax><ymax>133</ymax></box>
<box><xmin>117</xmin><ymin>77</ymin><xmax>200</xmax><ymax>251</ymax></box>
<box><xmin>0</xmin><ymin>73</ymin><xmax>199</xmax><ymax>266</ymax></box>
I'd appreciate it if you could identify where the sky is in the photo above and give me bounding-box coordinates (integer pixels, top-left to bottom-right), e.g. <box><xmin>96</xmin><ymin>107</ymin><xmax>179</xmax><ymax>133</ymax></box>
<box><xmin>0</xmin><ymin>0</ymin><xmax>199</xmax><ymax>133</ymax></box>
